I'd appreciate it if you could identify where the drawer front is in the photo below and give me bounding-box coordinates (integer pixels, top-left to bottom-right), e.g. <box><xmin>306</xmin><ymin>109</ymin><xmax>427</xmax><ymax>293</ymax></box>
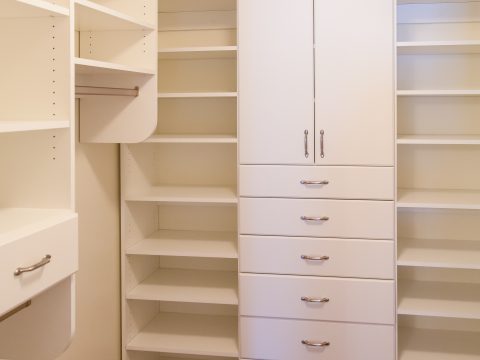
<box><xmin>240</xmin><ymin>317</ymin><xmax>395</xmax><ymax>360</ymax></box>
<box><xmin>0</xmin><ymin>215</ymin><xmax>78</xmax><ymax>315</ymax></box>
<box><xmin>239</xmin><ymin>198</ymin><xmax>394</xmax><ymax>239</ymax></box>
<box><xmin>240</xmin><ymin>274</ymin><xmax>394</xmax><ymax>324</ymax></box>
<box><xmin>240</xmin><ymin>236</ymin><xmax>394</xmax><ymax>279</ymax></box>
<box><xmin>240</xmin><ymin>165</ymin><xmax>394</xmax><ymax>200</ymax></box>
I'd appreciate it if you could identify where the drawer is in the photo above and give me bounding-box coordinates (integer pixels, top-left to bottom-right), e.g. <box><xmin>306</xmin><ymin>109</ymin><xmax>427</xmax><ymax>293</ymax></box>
<box><xmin>240</xmin><ymin>236</ymin><xmax>394</xmax><ymax>279</ymax></box>
<box><xmin>240</xmin><ymin>317</ymin><xmax>395</xmax><ymax>360</ymax></box>
<box><xmin>0</xmin><ymin>214</ymin><xmax>78</xmax><ymax>316</ymax></box>
<box><xmin>239</xmin><ymin>198</ymin><xmax>394</xmax><ymax>239</ymax></box>
<box><xmin>240</xmin><ymin>165</ymin><xmax>394</xmax><ymax>200</ymax></box>
<box><xmin>240</xmin><ymin>274</ymin><xmax>394</xmax><ymax>324</ymax></box>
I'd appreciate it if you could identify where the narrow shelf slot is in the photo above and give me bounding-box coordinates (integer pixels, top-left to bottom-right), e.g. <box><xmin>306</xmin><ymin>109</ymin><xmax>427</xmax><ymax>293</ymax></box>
<box><xmin>75</xmin><ymin>0</ymin><xmax>155</xmax><ymax>31</ymax></box>
<box><xmin>144</xmin><ymin>135</ymin><xmax>237</xmax><ymax>144</ymax></box>
<box><xmin>0</xmin><ymin>121</ymin><xmax>69</xmax><ymax>134</ymax></box>
<box><xmin>397</xmin><ymin>189</ymin><xmax>480</xmax><ymax>209</ymax></box>
<box><xmin>398</xmin><ymin>41</ymin><xmax>480</xmax><ymax>55</ymax></box>
<box><xmin>158</xmin><ymin>92</ymin><xmax>238</xmax><ymax>99</ymax></box>
<box><xmin>398</xmin><ymin>90</ymin><xmax>480</xmax><ymax>97</ymax></box>
<box><xmin>75</xmin><ymin>57</ymin><xmax>155</xmax><ymax>76</ymax></box>
<box><xmin>398</xmin><ymin>280</ymin><xmax>480</xmax><ymax>319</ymax></box>
<box><xmin>126</xmin><ymin>312</ymin><xmax>238</xmax><ymax>357</ymax></box>
<box><xmin>0</xmin><ymin>0</ymin><xmax>69</xmax><ymax>18</ymax></box>
<box><xmin>127</xmin><ymin>230</ymin><xmax>237</xmax><ymax>259</ymax></box>
<box><xmin>397</xmin><ymin>135</ymin><xmax>480</xmax><ymax>145</ymax></box>
<box><xmin>127</xmin><ymin>268</ymin><xmax>238</xmax><ymax>305</ymax></box>
<box><xmin>158</xmin><ymin>46</ymin><xmax>237</xmax><ymax>60</ymax></box>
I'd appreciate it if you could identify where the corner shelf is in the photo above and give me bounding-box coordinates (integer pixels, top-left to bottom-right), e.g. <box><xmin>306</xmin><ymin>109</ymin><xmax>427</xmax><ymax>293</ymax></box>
<box><xmin>397</xmin><ymin>135</ymin><xmax>480</xmax><ymax>145</ymax></box>
<box><xmin>75</xmin><ymin>57</ymin><xmax>155</xmax><ymax>76</ymax></box>
<box><xmin>397</xmin><ymin>90</ymin><xmax>480</xmax><ymax>97</ymax></box>
<box><xmin>126</xmin><ymin>230</ymin><xmax>238</xmax><ymax>259</ymax></box>
<box><xmin>144</xmin><ymin>135</ymin><xmax>237</xmax><ymax>144</ymax></box>
<box><xmin>158</xmin><ymin>92</ymin><xmax>238</xmax><ymax>99</ymax></box>
<box><xmin>126</xmin><ymin>186</ymin><xmax>238</xmax><ymax>204</ymax></box>
<box><xmin>158</xmin><ymin>46</ymin><xmax>238</xmax><ymax>60</ymax></box>
<box><xmin>75</xmin><ymin>0</ymin><xmax>155</xmax><ymax>31</ymax></box>
<box><xmin>1</xmin><ymin>0</ymin><xmax>69</xmax><ymax>18</ymax></box>
<box><xmin>398</xmin><ymin>41</ymin><xmax>480</xmax><ymax>55</ymax></box>
<box><xmin>397</xmin><ymin>189</ymin><xmax>480</xmax><ymax>210</ymax></box>
<box><xmin>0</xmin><ymin>121</ymin><xmax>69</xmax><ymax>134</ymax></box>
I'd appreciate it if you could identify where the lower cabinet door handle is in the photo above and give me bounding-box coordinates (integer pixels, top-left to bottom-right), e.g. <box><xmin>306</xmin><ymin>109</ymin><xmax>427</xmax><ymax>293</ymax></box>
<box><xmin>301</xmin><ymin>255</ymin><xmax>330</xmax><ymax>261</ymax></box>
<box><xmin>14</xmin><ymin>255</ymin><xmax>52</xmax><ymax>276</ymax></box>
<box><xmin>301</xmin><ymin>296</ymin><xmax>330</xmax><ymax>303</ymax></box>
<box><xmin>302</xmin><ymin>340</ymin><xmax>331</xmax><ymax>347</ymax></box>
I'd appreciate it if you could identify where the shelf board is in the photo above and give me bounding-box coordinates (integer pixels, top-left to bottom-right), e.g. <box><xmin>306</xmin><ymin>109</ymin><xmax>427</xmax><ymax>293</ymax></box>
<box><xmin>397</xmin><ymin>134</ymin><xmax>480</xmax><ymax>145</ymax></box>
<box><xmin>398</xmin><ymin>280</ymin><xmax>480</xmax><ymax>319</ymax></box>
<box><xmin>398</xmin><ymin>41</ymin><xmax>480</xmax><ymax>55</ymax></box>
<box><xmin>158</xmin><ymin>92</ymin><xmax>238</xmax><ymax>99</ymax></box>
<box><xmin>75</xmin><ymin>0</ymin><xmax>155</xmax><ymax>31</ymax></box>
<box><xmin>399</xmin><ymin>327</ymin><xmax>480</xmax><ymax>360</ymax></box>
<box><xmin>126</xmin><ymin>230</ymin><xmax>238</xmax><ymax>259</ymax></box>
<box><xmin>144</xmin><ymin>134</ymin><xmax>237</xmax><ymax>144</ymax></box>
<box><xmin>0</xmin><ymin>0</ymin><xmax>69</xmax><ymax>18</ymax></box>
<box><xmin>126</xmin><ymin>312</ymin><xmax>238</xmax><ymax>357</ymax></box>
<box><xmin>0</xmin><ymin>121</ymin><xmax>69</xmax><ymax>133</ymax></box>
<box><xmin>397</xmin><ymin>0</ymin><xmax>478</xmax><ymax>3</ymax></box>
<box><xmin>397</xmin><ymin>189</ymin><xmax>480</xmax><ymax>210</ymax></box>
<box><xmin>158</xmin><ymin>46</ymin><xmax>237</xmax><ymax>60</ymax></box>
<box><xmin>397</xmin><ymin>90</ymin><xmax>480</xmax><ymax>97</ymax></box>
<box><xmin>398</xmin><ymin>238</ymin><xmax>480</xmax><ymax>270</ymax></box>
<box><xmin>127</xmin><ymin>269</ymin><xmax>238</xmax><ymax>305</ymax></box>
<box><xmin>126</xmin><ymin>186</ymin><xmax>238</xmax><ymax>204</ymax></box>
<box><xmin>74</xmin><ymin>57</ymin><xmax>155</xmax><ymax>76</ymax></box>
<box><xmin>158</xmin><ymin>0</ymin><xmax>236</xmax><ymax>13</ymax></box>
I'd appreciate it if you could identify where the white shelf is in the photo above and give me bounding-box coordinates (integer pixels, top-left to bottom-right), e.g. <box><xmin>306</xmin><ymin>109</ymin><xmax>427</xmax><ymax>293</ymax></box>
<box><xmin>144</xmin><ymin>134</ymin><xmax>237</xmax><ymax>144</ymax></box>
<box><xmin>0</xmin><ymin>0</ymin><xmax>69</xmax><ymax>18</ymax></box>
<box><xmin>75</xmin><ymin>0</ymin><xmax>155</xmax><ymax>31</ymax></box>
<box><xmin>127</xmin><ymin>269</ymin><xmax>238</xmax><ymax>305</ymax></box>
<box><xmin>158</xmin><ymin>92</ymin><xmax>238</xmax><ymax>99</ymax></box>
<box><xmin>398</xmin><ymin>90</ymin><xmax>480</xmax><ymax>97</ymax></box>
<box><xmin>74</xmin><ymin>58</ymin><xmax>155</xmax><ymax>76</ymax></box>
<box><xmin>126</xmin><ymin>312</ymin><xmax>238</xmax><ymax>357</ymax></box>
<box><xmin>126</xmin><ymin>230</ymin><xmax>238</xmax><ymax>259</ymax></box>
<box><xmin>397</xmin><ymin>0</ymin><xmax>479</xmax><ymax>3</ymax></box>
<box><xmin>399</xmin><ymin>327</ymin><xmax>480</xmax><ymax>360</ymax></box>
<box><xmin>397</xmin><ymin>135</ymin><xmax>480</xmax><ymax>145</ymax></box>
<box><xmin>398</xmin><ymin>280</ymin><xmax>480</xmax><ymax>319</ymax></box>
<box><xmin>158</xmin><ymin>0</ymin><xmax>236</xmax><ymax>13</ymax></box>
<box><xmin>398</xmin><ymin>238</ymin><xmax>480</xmax><ymax>270</ymax></box>
<box><xmin>126</xmin><ymin>186</ymin><xmax>238</xmax><ymax>204</ymax></box>
<box><xmin>398</xmin><ymin>41</ymin><xmax>480</xmax><ymax>55</ymax></box>
<box><xmin>397</xmin><ymin>189</ymin><xmax>480</xmax><ymax>210</ymax></box>
<box><xmin>0</xmin><ymin>121</ymin><xmax>69</xmax><ymax>134</ymax></box>
<box><xmin>158</xmin><ymin>46</ymin><xmax>237</xmax><ymax>60</ymax></box>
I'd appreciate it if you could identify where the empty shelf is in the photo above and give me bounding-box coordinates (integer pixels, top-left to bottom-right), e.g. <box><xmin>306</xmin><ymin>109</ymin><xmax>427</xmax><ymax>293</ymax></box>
<box><xmin>75</xmin><ymin>0</ymin><xmax>155</xmax><ymax>31</ymax></box>
<box><xmin>126</xmin><ymin>186</ymin><xmax>238</xmax><ymax>204</ymax></box>
<box><xmin>398</xmin><ymin>238</ymin><xmax>480</xmax><ymax>270</ymax></box>
<box><xmin>158</xmin><ymin>46</ymin><xmax>237</xmax><ymax>60</ymax></box>
<box><xmin>127</xmin><ymin>269</ymin><xmax>238</xmax><ymax>305</ymax></box>
<box><xmin>126</xmin><ymin>230</ymin><xmax>238</xmax><ymax>259</ymax></box>
<box><xmin>397</xmin><ymin>189</ymin><xmax>480</xmax><ymax>210</ymax></box>
<box><xmin>398</xmin><ymin>41</ymin><xmax>480</xmax><ymax>55</ymax></box>
<box><xmin>158</xmin><ymin>0</ymin><xmax>236</xmax><ymax>13</ymax></box>
<box><xmin>398</xmin><ymin>0</ymin><xmax>477</xmax><ymax>4</ymax></box>
<box><xmin>127</xmin><ymin>312</ymin><xmax>238</xmax><ymax>357</ymax></box>
<box><xmin>0</xmin><ymin>0</ymin><xmax>69</xmax><ymax>18</ymax></box>
<box><xmin>397</xmin><ymin>135</ymin><xmax>480</xmax><ymax>145</ymax></box>
<box><xmin>0</xmin><ymin>121</ymin><xmax>69</xmax><ymax>133</ymax></box>
<box><xmin>75</xmin><ymin>58</ymin><xmax>155</xmax><ymax>76</ymax></box>
<box><xmin>144</xmin><ymin>135</ymin><xmax>237</xmax><ymax>144</ymax></box>
<box><xmin>398</xmin><ymin>280</ymin><xmax>480</xmax><ymax>319</ymax></box>
<box><xmin>158</xmin><ymin>92</ymin><xmax>238</xmax><ymax>99</ymax></box>
<box><xmin>398</xmin><ymin>90</ymin><xmax>480</xmax><ymax>97</ymax></box>
<box><xmin>399</xmin><ymin>327</ymin><xmax>480</xmax><ymax>360</ymax></box>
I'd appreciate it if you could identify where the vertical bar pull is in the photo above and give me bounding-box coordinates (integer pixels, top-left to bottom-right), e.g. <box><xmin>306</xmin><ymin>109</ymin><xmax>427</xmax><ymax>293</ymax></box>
<box><xmin>320</xmin><ymin>130</ymin><xmax>325</xmax><ymax>158</ymax></box>
<box><xmin>304</xmin><ymin>130</ymin><xmax>309</xmax><ymax>158</ymax></box>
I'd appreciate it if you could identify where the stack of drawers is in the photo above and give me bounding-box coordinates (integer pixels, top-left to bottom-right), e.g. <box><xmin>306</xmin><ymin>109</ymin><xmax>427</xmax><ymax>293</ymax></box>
<box><xmin>239</xmin><ymin>165</ymin><xmax>396</xmax><ymax>360</ymax></box>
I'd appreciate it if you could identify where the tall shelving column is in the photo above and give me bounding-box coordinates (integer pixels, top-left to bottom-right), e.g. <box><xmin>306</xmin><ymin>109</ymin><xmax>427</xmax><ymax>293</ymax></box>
<box><xmin>396</xmin><ymin>1</ymin><xmax>480</xmax><ymax>359</ymax></box>
<box><xmin>121</xmin><ymin>1</ymin><xmax>239</xmax><ymax>359</ymax></box>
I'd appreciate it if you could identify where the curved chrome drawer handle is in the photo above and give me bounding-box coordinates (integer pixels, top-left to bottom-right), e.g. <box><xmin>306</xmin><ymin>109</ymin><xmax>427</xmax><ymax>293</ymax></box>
<box><xmin>301</xmin><ymin>216</ymin><xmax>329</xmax><ymax>222</ymax></box>
<box><xmin>14</xmin><ymin>255</ymin><xmax>52</xmax><ymax>276</ymax></box>
<box><xmin>300</xmin><ymin>180</ymin><xmax>329</xmax><ymax>185</ymax></box>
<box><xmin>302</xmin><ymin>340</ymin><xmax>331</xmax><ymax>347</ymax></box>
<box><xmin>301</xmin><ymin>296</ymin><xmax>330</xmax><ymax>303</ymax></box>
<box><xmin>301</xmin><ymin>255</ymin><xmax>330</xmax><ymax>261</ymax></box>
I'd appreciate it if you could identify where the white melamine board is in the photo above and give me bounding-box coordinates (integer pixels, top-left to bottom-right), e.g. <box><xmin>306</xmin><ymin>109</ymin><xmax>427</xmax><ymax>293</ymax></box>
<box><xmin>0</xmin><ymin>0</ymin><xmax>69</xmax><ymax>18</ymax></box>
<box><xmin>75</xmin><ymin>58</ymin><xmax>155</xmax><ymax>75</ymax></box>
<box><xmin>127</xmin><ymin>269</ymin><xmax>238</xmax><ymax>305</ymax></box>
<box><xmin>397</xmin><ymin>2</ymin><xmax>480</xmax><ymax>24</ymax></box>
<box><xmin>158</xmin><ymin>46</ymin><xmax>237</xmax><ymax>60</ymax></box>
<box><xmin>398</xmin><ymin>238</ymin><xmax>480</xmax><ymax>270</ymax></box>
<box><xmin>126</xmin><ymin>186</ymin><xmax>237</xmax><ymax>204</ymax></box>
<box><xmin>126</xmin><ymin>230</ymin><xmax>237</xmax><ymax>259</ymax></box>
<box><xmin>145</xmin><ymin>135</ymin><xmax>237</xmax><ymax>144</ymax></box>
<box><xmin>397</xmin><ymin>134</ymin><xmax>480</xmax><ymax>144</ymax></box>
<box><xmin>398</xmin><ymin>280</ymin><xmax>480</xmax><ymax>319</ymax></box>
<box><xmin>158</xmin><ymin>10</ymin><xmax>236</xmax><ymax>32</ymax></box>
<box><xmin>126</xmin><ymin>312</ymin><xmax>238</xmax><ymax>357</ymax></box>
<box><xmin>398</xmin><ymin>23</ymin><xmax>480</xmax><ymax>43</ymax></box>
<box><xmin>89</xmin><ymin>0</ymin><xmax>157</xmax><ymax>24</ymax></box>
<box><xmin>398</xmin><ymin>189</ymin><xmax>480</xmax><ymax>209</ymax></box>
<box><xmin>398</xmin><ymin>41</ymin><xmax>480</xmax><ymax>55</ymax></box>
<box><xmin>158</xmin><ymin>92</ymin><xmax>237</xmax><ymax>98</ymax></box>
<box><xmin>399</xmin><ymin>327</ymin><xmax>480</xmax><ymax>360</ymax></box>
<box><xmin>398</xmin><ymin>90</ymin><xmax>480</xmax><ymax>96</ymax></box>
<box><xmin>158</xmin><ymin>0</ymin><xmax>236</xmax><ymax>13</ymax></box>
<box><xmin>158</xmin><ymin>29</ymin><xmax>237</xmax><ymax>48</ymax></box>
<box><xmin>0</xmin><ymin>121</ymin><xmax>69</xmax><ymax>133</ymax></box>
<box><xmin>398</xmin><ymin>0</ymin><xmax>480</xmax><ymax>3</ymax></box>
<box><xmin>75</xmin><ymin>0</ymin><xmax>154</xmax><ymax>31</ymax></box>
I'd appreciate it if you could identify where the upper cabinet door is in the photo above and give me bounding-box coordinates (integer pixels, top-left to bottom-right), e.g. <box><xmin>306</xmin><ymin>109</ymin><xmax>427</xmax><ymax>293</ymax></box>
<box><xmin>239</xmin><ymin>0</ymin><xmax>315</xmax><ymax>165</ymax></box>
<box><xmin>314</xmin><ymin>0</ymin><xmax>394</xmax><ymax>166</ymax></box>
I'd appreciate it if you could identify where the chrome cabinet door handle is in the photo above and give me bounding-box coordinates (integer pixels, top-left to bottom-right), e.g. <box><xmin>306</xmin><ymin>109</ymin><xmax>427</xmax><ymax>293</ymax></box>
<box><xmin>320</xmin><ymin>130</ymin><xmax>325</xmax><ymax>158</ymax></box>
<box><xmin>302</xmin><ymin>340</ymin><xmax>331</xmax><ymax>347</ymax></box>
<box><xmin>301</xmin><ymin>296</ymin><xmax>330</xmax><ymax>303</ymax></box>
<box><xmin>14</xmin><ymin>255</ymin><xmax>52</xmax><ymax>276</ymax></box>
<box><xmin>300</xmin><ymin>180</ymin><xmax>329</xmax><ymax>185</ymax></box>
<box><xmin>304</xmin><ymin>130</ymin><xmax>309</xmax><ymax>158</ymax></box>
<box><xmin>300</xmin><ymin>216</ymin><xmax>329</xmax><ymax>222</ymax></box>
<box><xmin>301</xmin><ymin>255</ymin><xmax>330</xmax><ymax>261</ymax></box>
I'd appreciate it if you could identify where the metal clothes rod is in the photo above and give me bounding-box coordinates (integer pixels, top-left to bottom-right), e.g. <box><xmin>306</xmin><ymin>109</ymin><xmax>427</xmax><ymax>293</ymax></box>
<box><xmin>75</xmin><ymin>85</ymin><xmax>139</xmax><ymax>98</ymax></box>
<box><xmin>0</xmin><ymin>300</ymin><xmax>32</xmax><ymax>323</ymax></box>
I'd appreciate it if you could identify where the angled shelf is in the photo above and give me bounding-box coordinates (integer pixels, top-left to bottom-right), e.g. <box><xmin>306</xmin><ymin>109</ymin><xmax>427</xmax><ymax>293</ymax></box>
<box><xmin>397</xmin><ymin>90</ymin><xmax>480</xmax><ymax>97</ymax></box>
<box><xmin>0</xmin><ymin>121</ymin><xmax>69</xmax><ymax>134</ymax></box>
<box><xmin>158</xmin><ymin>92</ymin><xmax>238</xmax><ymax>99</ymax></box>
<box><xmin>127</xmin><ymin>269</ymin><xmax>238</xmax><ymax>305</ymax></box>
<box><xmin>75</xmin><ymin>0</ymin><xmax>155</xmax><ymax>31</ymax></box>
<box><xmin>398</xmin><ymin>280</ymin><xmax>480</xmax><ymax>320</ymax></box>
<box><xmin>397</xmin><ymin>189</ymin><xmax>480</xmax><ymax>210</ymax></box>
<box><xmin>75</xmin><ymin>57</ymin><xmax>155</xmax><ymax>76</ymax></box>
<box><xmin>126</xmin><ymin>230</ymin><xmax>238</xmax><ymax>259</ymax></box>
<box><xmin>397</xmin><ymin>135</ymin><xmax>480</xmax><ymax>145</ymax></box>
<box><xmin>0</xmin><ymin>0</ymin><xmax>69</xmax><ymax>18</ymax></box>
<box><xmin>126</xmin><ymin>312</ymin><xmax>238</xmax><ymax>357</ymax></box>
<box><xmin>398</xmin><ymin>238</ymin><xmax>480</xmax><ymax>270</ymax></box>
<box><xmin>158</xmin><ymin>46</ymin><xmax>238</xmax><ymax>60</ymax></box>
<box><xmin>145</xmin><ymin>134</ymin><xmax>237</xmax><ymax>144</ymax></box>
<box><xmin>398</xmin><ymin>41</ymin><xmax>480</xmax><ymax>55</ymax></box>
<box><xmin>126</xmin><ymin>186</ymin><xmax>238</xmax><ymax>204</ymax></box>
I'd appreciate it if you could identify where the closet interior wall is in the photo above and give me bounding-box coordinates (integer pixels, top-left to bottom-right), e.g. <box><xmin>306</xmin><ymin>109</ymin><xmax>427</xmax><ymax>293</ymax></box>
<box><xmin>396</xmin><ymin>1</ymin><xmax>480</xmax><ymax>359</ymax></box>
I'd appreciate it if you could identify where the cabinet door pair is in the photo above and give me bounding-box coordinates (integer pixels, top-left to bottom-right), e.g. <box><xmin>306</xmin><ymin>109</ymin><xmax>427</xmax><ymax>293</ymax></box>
<box><xmin>239</xmin><ymin>0</ymin><xmax>395</xmax><ymax>166</ymax></box>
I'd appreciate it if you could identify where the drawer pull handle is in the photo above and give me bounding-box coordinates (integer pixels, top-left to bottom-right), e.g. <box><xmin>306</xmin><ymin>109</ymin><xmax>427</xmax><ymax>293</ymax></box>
<box><xmin>300</xmin><ymin>180</ymin><xmax>329</xmax><ymax>185</ymax></box>
<box><xmin>302</xmin><ymin>340</ymin><xmax>331</xmax><ymax>348</ymax></box>
<box><xmin>301</xmin><ymin>255</ymin><xmax>330</xmax><ymax>261</ymax></box>
<box><xmin>14</xmin><ymin>255</ymin><xmax>52</xmax><ymax>276</ymax></box>
<box><xmin>301</xmin><ymin>216</ymin><xmax>329</xmax><ymax>222</ymax></box>
<box><xmin>301</xmin><ymin>296</ymin><xmax>330</xmax><ymax>303</ymax></box>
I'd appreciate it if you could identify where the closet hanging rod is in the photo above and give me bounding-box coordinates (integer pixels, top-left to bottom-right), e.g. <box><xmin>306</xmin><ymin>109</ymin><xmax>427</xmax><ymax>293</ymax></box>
<box><xmin>75</xmin><ymin>85</ymin><xmax>139</xmax><ymax>98</ymax></box>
